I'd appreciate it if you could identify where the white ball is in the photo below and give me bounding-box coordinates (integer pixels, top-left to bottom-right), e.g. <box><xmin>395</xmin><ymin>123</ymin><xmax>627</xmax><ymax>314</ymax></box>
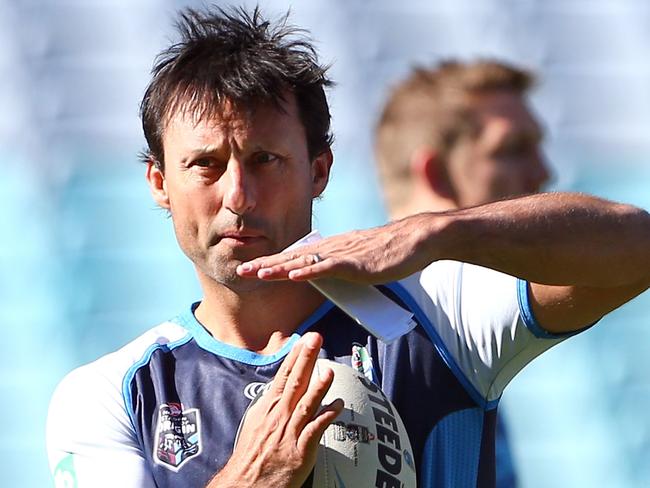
<box><xmin>312</xmin><ymin>359</ymin><xmax>417</xmax><ymax>488</ymax></box>
<box><xmin>236</xmin><ymin>359</ymin><xmax>417</xmax><ymax>487</ymax></box>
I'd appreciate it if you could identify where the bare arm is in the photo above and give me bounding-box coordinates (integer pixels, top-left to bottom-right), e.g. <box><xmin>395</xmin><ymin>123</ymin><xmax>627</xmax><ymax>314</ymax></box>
<box><xmin>238</xmin><ymin>192</ymin><xmax>650</xmax><ymax>333</ymax></box>
<box><xmin>422</xmin><ymin>192</ymin><xmax>650</xmax><ymax>332</ymax></box>
<box><xmin>426</xmin><ymin>192</ymin><xmax>650</xmax><ymax>288</ymax></box>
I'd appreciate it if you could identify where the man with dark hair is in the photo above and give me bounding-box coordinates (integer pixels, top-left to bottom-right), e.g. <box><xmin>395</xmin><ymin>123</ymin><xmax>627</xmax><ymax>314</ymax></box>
<box><xmin>47</xmin><ymin>6</ymin><xmax>650</xmax><ymax>488</ymax></box>
<box><xmin>375</xmin><ymin>59</ymin><xmax>551</xmax><ymax>487</ymax></box>
<box><xmin>140</xmin><ymin>7</ymin><xmax>334</xmax><ymax>169</ymax></box>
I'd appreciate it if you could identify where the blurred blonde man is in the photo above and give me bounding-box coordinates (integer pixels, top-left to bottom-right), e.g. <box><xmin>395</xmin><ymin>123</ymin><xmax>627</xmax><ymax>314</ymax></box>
<box><xmin>375</xmin><ymin>60</ymin><xmax>551</xmax><ymax>487</ymax></box>
<box><xmin>376</xmin><ymin>60</ymin><xmax>549</xmax><ymax>220</ymax></box>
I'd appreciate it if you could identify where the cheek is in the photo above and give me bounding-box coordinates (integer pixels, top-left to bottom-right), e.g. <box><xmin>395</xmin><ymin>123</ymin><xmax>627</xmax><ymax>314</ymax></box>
<box><xmin>459</xmin><ymin>159</ymin><xmax>495</xmax><ymax>193</ymax></box>
<box><xmin>453</xmin><ymin>160</ymin><xmax>507</xmax><ymax>206</ymax></box>
<box><xmin>489</xmin><ymin>160</ymin><xmax>529</xmax><ymax>193</ymax></box>
<box><xmin>274</xmin><ymin>185</ymin><xmax>313</xmax><ymax>222</ymax></box>
<box><xmin>264</xmin><ymin>173</ymin><xmax>314</xmax><ymax>238</ymax></box>
<box><xmin>266</xmin><ymin>166</ymin><xmax>313</xmax><ymax>206</ymax></box>
<box><xmin>168</xmin><ymin>187</ymin><xmax>218</xmax><ymax>243</ymax></box>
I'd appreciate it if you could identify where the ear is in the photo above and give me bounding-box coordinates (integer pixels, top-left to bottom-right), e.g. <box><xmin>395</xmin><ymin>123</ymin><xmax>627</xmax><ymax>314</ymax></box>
<box><xmin>145</xmin><ymin>160</ymin><xmax>170</xmax><ymax>210</ymax></box>
<box><xmin>410</xmin><ymin>147</ymin><xmax>454</xmax><ymax>200</ymax></box>
<box><xmin>310</xmin><ymin>147</ymin><xmax>333</xmax><ymax>198</ymax></box>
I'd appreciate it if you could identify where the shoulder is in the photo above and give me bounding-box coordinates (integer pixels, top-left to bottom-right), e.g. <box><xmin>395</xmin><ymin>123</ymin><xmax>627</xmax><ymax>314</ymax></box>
<box><xmin>396</xmin><ymin>260</ymin><xmax>519</xmax><ymax>317</ymax></box>
<box><xmin>397</xmin><ymin>260</ymin><xmax>462</xmax><ymax>303</ymax></box>
<box><xmin>46</xmin><ymin>321</ymin><xmax>191</xmax><ymax>469</ymax></box>
<box><xmin>49</xmin><ymin>320</ymin><xmax>191</xmax><ymax>410</ymax></box>
<box><xmin>393</xmin><ymin>262</ymin><xmax>570</xmax><ymax>404</ymax></box>
<box><xmin>399</xmin><ymin>260</ymin><xmax>514</xmax><ymax>297</ymax></box>
<box><xmin>52</xmin><ymin>320</ymin><xmax>191</xmax><ymax>402</ymax></box>
<box><xmin>387</xmin><ymin>260</ymin><xmax>466</xmax><ymax>329</ymax></box>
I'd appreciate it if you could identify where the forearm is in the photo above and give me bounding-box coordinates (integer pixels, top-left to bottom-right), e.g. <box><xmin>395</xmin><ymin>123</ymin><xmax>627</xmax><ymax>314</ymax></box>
<box><xmin>239</xmin><ymin>192</ymin><xmax>647</xmax><ymax>331</ymax></box>
<box><xmin>426</xmin><ymin>192</ymin><xmax>650</xmax><ymax>287</ymax></box>
<box><xmin>206</xmin><ymin>467</ymin><xmax>238</xmax><ymax>488</ymax></box>
<box><xmin>206</xmin><ymin>468</ymin><xmax>251</xmax><ymax>488</ymax></box>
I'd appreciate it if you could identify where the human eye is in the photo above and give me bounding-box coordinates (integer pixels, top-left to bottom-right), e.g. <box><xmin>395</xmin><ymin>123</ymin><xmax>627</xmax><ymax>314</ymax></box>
<box><xmin>186</xmin><ymin>157</ymin><xmax>227</xmax><ymax>180</ymax></box>
<box><xmin>496</xmin><ymin>140</ymin><xmax>529</xmax><ymax>160</ymax></box>
<box><xmin>191</xmin><ymin>157</ymin><xmax>216</xmax><ymax>168</ymax></box>
<box><xmin>250</xmin><ymin>151</ymin><xmax>280</xmax><ymax>165</ymax></box>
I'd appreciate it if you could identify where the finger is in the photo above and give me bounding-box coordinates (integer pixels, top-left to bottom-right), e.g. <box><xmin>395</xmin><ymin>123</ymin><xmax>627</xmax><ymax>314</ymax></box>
<box><xmin>286</xmin><ymin>259</ymin><xmax>338</xmax><ymax>281</ymax></box>
<box><xmin>296</xmin><ymin>398</ymin><xmax>344</xmax><ymax>455</ymax></box>
<box><xmin>279</xmin><ymin>332</ymin><xmax>323</xmax><ymax>410</ymax></box>
<box><xmin>236</xmin><ymin>251</ymin><xmax>305</xmax><ymax>277</ymax></box>
<box><xmin>268</xmin><ymin>337</ymin><xmax>305</xmax><ymax>397</ymax></box>
<box><xmin>257</xmin><ymin>254</ymin><xmax>326</xmax><ymax>281</ymax></box>
<box><xmin>288</xmin><ymin>362</ymin><xmax>335</xmax><ymax>436</ymax></box>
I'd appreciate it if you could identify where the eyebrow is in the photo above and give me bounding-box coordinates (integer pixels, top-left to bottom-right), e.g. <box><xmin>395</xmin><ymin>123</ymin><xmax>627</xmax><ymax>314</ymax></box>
<box><xmin>189</xmin><ymin>145</ymin><xmax>222</xmax><ymax>156</ymax></box>
<box><xmin>184</xmin><ymin>142</ymin><xmax>272</xmax><ymax>162</ymax></box>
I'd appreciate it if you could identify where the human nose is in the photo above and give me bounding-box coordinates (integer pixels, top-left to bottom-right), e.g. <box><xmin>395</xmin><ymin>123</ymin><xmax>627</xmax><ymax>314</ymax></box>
<box><xmin>223</xmin><ymin>159</ymin><xmax>255</xmax><ymax>215</ymax></box>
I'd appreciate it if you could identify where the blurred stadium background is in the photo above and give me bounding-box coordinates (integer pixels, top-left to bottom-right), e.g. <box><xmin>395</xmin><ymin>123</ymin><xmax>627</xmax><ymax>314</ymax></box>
<box><xmin>2</xmin><ymin>0</ymin><xmax>649</xmax><ymax>486</ymax></box>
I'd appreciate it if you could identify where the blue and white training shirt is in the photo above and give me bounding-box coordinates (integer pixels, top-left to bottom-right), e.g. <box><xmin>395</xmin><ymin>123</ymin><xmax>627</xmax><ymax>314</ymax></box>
<box><xmin>47</xmin><ymin>261</ymin><xmax>578</xmax><ymax>487</ymax></box>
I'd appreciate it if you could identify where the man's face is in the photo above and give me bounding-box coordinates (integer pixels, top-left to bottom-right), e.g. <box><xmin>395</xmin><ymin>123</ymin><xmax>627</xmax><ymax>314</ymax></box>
<box><xmin>446</xmin><ymin>90</ymin><xmax>550</xmax><ymax>207</ymax></box>
<box><xmin>147</xmin><ymin>94</ymin><xmax>331</xmax><ymax>291</ymax></box>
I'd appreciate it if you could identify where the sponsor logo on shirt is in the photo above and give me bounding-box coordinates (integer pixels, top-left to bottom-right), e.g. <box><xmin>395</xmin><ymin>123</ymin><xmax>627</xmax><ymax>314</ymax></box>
<box><xmin>244</xmin><ymin>381</ymin><xmax>271</xmax><ymax>400</ymax></box>
<box><xmin>351</xmin><ymin>343</ymin><xmax>375</xmax><ymax>382</ymax></box>
<box><xmin>153</xmin><ymin>402</ymin><xmax>202</xmax><ymax>472</ymax></box>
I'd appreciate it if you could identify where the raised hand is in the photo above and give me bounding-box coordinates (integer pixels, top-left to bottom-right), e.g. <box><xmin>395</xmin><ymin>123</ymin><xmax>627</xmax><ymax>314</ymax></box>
<box><xmin>237</xmin><ymin>214</ymin><xmax>438</xmax><ymax>285</ymax></box>
<box><xmin>207</xmin><ymin>332</ymin><xmax>343</xmax><ymax>488</ymax></box>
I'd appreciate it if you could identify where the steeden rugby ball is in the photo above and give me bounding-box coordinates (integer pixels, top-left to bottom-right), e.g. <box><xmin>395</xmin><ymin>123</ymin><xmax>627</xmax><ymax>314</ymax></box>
<box><xmin>239</xmin><ymin>359</ymin><xmax>417</xmax><ymax>488</ymax></box>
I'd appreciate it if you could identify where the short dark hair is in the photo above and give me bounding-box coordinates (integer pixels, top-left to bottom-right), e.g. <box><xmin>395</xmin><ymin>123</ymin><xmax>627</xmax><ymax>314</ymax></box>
<box><xmin>140</xmin><ymin>6</ymin><xmax>334</xmax><ymax>169</ymax></box>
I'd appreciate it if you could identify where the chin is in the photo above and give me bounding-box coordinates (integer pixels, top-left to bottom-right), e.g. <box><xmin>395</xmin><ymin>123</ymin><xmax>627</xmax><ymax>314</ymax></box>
<box><xmin>199</xmin><ymin>258</ymin><xmax>268</xmax><ymax>293</ymax></box>
<box><xmin>215</xmin><ymin>270</ymin><xmax>277</xmax><ymax>293</ymax></box>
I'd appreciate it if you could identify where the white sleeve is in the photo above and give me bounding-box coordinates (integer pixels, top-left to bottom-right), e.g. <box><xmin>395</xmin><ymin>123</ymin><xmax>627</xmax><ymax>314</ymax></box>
<box><xmin>46</xmin><ymin>363</ymin><xmax>156</xmax><ymax>488</ymax></box>
<box><xmin>398</xmin><ymin>260</ymin><xmax>582</xmax><ymax>405</ymax></box>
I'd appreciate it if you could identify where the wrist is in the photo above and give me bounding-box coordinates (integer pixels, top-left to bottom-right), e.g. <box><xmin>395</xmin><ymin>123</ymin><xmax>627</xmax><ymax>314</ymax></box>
<box><xmin>414</xmin><ymin>211</ymin><xmax>456</xmax><ymax>263</ymax></box>
<box><xmin>206</xmin><ymin>461</ymin><xmax>255</xmax><ymax>488</ymax></box>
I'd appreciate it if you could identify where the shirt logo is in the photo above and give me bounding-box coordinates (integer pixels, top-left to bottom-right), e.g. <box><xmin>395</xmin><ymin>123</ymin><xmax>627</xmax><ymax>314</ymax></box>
<box><xmin>153</xmin><ymin>402</ymin><xmax>202</xmax><ymax>472</ymax></box>
<box><xmin>351</xmin><ymin>343</ymin><xmax>375</xmax><ymax>382</ymax></box>
<box><xmin>244</xmin><ymin>381</ymin><xmax>271</xmax><ymax>400</ymax></box>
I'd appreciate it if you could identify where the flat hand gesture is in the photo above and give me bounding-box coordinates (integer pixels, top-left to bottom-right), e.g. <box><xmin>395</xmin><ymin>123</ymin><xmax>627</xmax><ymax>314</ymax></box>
<box><xmin>237</xmin><ymin>214</ymin><xmax>437</xmax><ymax>285</ymax></box>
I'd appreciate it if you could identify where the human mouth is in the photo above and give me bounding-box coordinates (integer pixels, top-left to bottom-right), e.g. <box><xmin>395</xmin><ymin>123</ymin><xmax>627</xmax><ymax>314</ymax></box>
<box><xmin>219</xmin><ymin>230</ymin><xmax>266</xmax><ymax>247</ymax></box>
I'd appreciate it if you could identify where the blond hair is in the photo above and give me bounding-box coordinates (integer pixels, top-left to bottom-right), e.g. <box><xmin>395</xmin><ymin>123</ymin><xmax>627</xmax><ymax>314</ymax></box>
<box><xmin>374</xmin><ymin>60</ymin><xmax>534</xmax><ymax>213</ymax></box>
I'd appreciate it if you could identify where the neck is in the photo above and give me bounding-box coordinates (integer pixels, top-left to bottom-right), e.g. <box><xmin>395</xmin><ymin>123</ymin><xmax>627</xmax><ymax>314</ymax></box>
<box><xmin>194</xmin><ymin>273</ymin><xmax>325</xmax><ymax>354</ymax></box>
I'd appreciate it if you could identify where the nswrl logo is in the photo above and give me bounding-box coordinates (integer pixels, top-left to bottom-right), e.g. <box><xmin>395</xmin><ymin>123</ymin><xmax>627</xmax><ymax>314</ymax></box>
<box><xmin>153</xmin><ymin>402</ymin><xmax>202</xmax><ymax>471</ymax></box>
